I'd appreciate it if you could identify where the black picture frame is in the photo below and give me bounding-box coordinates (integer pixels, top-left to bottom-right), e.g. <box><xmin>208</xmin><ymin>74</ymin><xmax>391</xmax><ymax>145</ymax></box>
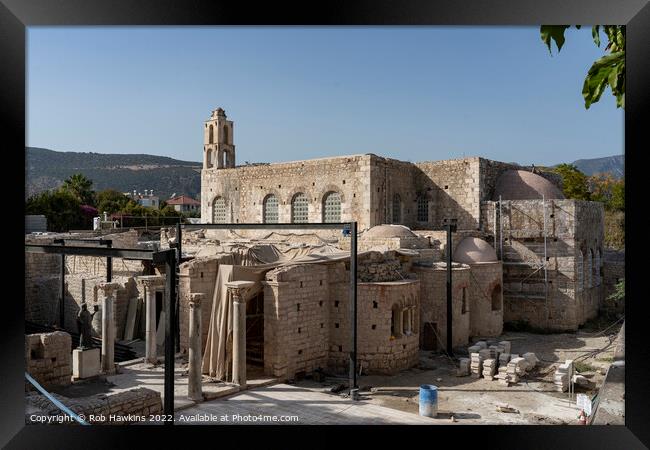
<box><xmin>2</xmin><ymin>0</ymin><xmax>647</xmax><ymax>447</ymax></box>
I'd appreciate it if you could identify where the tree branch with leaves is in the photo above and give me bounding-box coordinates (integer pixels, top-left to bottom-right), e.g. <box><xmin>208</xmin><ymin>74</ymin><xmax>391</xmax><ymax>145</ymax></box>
<box><xmin>541</xmin><ymin>25</ymin><xmax>625</xmax><ymax>109</ymax></box>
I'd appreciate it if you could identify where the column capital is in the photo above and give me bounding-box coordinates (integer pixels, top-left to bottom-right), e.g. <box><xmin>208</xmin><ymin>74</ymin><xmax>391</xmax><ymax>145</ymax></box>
<box><xmin>98</xmin><ymin>282</ymin><xmax>121</xmax><ymax>296</ymax></box>
<box><xmin>137</xmin><ymin>275</ymin><xmax>165</xmax><ymax>288</ymax></box>
<box><xmin>225</xmin><ymin>281</ymin><xmax>255</xmax><ymax>301</ymax></box>
<box><xmin>189</xmin><ymin>292</ymin><xmax>205</xmax><ymax>305</ymax></box>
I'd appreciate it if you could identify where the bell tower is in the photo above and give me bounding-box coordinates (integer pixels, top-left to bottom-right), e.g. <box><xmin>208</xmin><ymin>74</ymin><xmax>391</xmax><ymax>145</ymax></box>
<box><xmin>204</xmin><ymin>107</ymin><xmax>235</xmax><ymax>169</ymax></box>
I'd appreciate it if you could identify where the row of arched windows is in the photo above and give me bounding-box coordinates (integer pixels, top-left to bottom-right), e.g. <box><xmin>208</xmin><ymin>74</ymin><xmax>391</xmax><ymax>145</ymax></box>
<box><xmin>211</xmin><ymin>191</ymin><xmax>342</xmax><ymax>224</ymax></box>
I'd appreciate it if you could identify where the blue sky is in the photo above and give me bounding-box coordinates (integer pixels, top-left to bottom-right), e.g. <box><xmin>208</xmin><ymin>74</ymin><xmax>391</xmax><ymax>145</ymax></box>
<box><xmin>27</xmin><ymin>27</ymin><xmax>624</xmax><ymax>166</ymax></box>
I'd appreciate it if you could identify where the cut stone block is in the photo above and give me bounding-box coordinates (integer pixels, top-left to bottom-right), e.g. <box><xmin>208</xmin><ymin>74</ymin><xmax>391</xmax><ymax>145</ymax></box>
<box><xmin>72</xmin><ymin>348</ymin><xmax>100</xmax><ymax>380</ymax></box>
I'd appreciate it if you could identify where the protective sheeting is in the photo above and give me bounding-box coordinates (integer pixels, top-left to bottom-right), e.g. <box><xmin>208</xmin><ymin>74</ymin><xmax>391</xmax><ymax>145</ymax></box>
<box><xmin>201</xmin><ymin>264</ymin><xmax>266</xmax><ymax>379</ymax></box>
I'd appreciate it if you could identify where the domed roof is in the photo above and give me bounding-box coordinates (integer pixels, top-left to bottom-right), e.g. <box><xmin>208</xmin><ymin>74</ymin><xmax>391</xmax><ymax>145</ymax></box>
<box><xmin>363</xmin><ymin>224</ymin><xmax>417</xmax><ymax>239</ymax></box>
<box><xmin>453</xmin><ymin>237</ymin><xmax>498</xmax><ymax>264</ymax></box>
<box><xmin>493</xmin><ymin>170</ymin><xmax>564</xmax><ymax>201</ymax></box>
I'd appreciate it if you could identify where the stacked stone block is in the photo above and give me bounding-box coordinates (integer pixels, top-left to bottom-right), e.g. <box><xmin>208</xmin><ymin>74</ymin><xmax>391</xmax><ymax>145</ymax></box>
<box><xmin>25</xmin><ymin>332</ymin><xmax>72</xmax><ymax>389</ymax></box>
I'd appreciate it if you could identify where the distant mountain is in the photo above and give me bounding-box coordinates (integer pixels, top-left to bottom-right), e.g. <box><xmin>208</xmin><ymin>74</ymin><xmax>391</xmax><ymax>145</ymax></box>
<box><xmin>570</xmin><ymin>154</ymin><xmax>624</xmax><ymax>179</ymax></box>
<box><xmin>26</xmin><ymin>147</ymin><xmax>202</xmax><ymax>200</ymax></box>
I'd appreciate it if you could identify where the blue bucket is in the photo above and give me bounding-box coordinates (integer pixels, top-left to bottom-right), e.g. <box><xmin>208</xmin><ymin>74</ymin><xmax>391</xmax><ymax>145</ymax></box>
<box><xmin>419</xmin><ymin>384</ymin><xmax>438</xmax><ymax>417</ymax></box>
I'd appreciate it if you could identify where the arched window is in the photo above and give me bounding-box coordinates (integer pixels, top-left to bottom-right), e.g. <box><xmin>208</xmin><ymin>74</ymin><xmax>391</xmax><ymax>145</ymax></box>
<box><xmin>402</xmin><ymin>308</ymin><xmax>411</xmax><ymax>335</ymax></box>
<box><xmin>391</xmin><ymin>304</ymin><xmax>402</xmax><ymax>338</ymax></box>
<box><xmin>586</xmin><ymin>249</ymin><xmax>593</xmax><ymax>288</ymax></box>
<box><xmin>417</xmin><ymin>194</ymin><xmax>428</xmax><ymax>222</ymax></box>
<box><xmin>491</xmin><ymin>285</ymin><xmax>502</xmax><ymax>311</ymax></box>
<box><xmin>291</xmin><ymin>192</ymin><xmax>309</xmax><ymax>223</ymax></box>
<box><xmin>263</xmin><ymin>194</ymin><xmax>279</xmax><ymax>223</ymax></box>
<box><xmin>594</xmin><ymin>249</ymin><xmax>601</xmax><ymax>286</ymax></box>
<box><xmin>322</xmin><ymin>191</ymin><xmax>341</xmax><ymax>223</ymax></box>
<box><xmin>576</xmin><ymin>250</ymin><xmax>584</xmax><ymax>292</ymax></box>
<box><xmin>392</xmin><ymin>193</ymin><xmax>401</xmax><ymax>224</ymax></box>
<box><xmin>212</xmin><ymin>197</ymin><xmax>226</xmax><ymax>223</ymax></box>
<box><xmin>208</xmin><ymin>124</ymin><xmax>214</xmax><ymax>144</ymax></box>
<box><xmin>206</xmin><ymin>148</ymin><xmax>213</xmax><ymax>168</ymax></box>
<box><xmin>461</xmin><ymin>287</ymin><xmax>468</xmax><ymax>314</ymax></box>
<box><xmin>223</xmin><ymin>125</ymin><xmax>229</xmax><ymax>143</ymax></box>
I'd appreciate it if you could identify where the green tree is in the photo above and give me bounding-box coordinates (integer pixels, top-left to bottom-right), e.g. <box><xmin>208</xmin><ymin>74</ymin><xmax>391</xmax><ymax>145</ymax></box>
<box><xmin>541</xmin><ymin>25</ymin><xmax>625</xmax><ymax>109</ymax></box>
<box><xmin>96</xmin><ymin>189</ymin><xmax>130</xmax><ymax>214</ymax></box>
<box><xmin>610</xmin><ymin>179</ymin><xmax>624</xmax><ymax>211</ymax></box>
<box><xmin>61</xmin><ymin>173</ymin><xmax>95</xmax><ymax>205</ymax></box>
<box><xmin>551</xmin><ymin>163</ymin><xmax>591</xmax><ymax>200</ymax></box>
<box><xmin>26</xmin><ymin>190</ymin><xmax>84</xmax><ymax>232</ymax></box>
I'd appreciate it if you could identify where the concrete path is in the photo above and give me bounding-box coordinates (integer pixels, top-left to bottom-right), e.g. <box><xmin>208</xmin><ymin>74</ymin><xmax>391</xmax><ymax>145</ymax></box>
<box><xmin>175</xmin><ymin>383</ymin><xmax>439</xmax><ymax>425</ymax></box>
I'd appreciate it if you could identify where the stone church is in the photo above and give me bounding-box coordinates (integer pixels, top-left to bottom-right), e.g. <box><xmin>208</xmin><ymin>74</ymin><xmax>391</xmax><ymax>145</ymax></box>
<box><xmin>199</xmin><ymin>107</ymin><xmax>605</xmax><ymax>336</ymax></box>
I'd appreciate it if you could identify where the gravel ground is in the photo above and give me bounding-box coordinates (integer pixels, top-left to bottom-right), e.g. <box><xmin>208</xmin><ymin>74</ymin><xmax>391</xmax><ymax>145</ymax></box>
<box><xmin>295</xmin><ymin>325</ymin><xmax>621</xmax><ymax>425</ymax></box>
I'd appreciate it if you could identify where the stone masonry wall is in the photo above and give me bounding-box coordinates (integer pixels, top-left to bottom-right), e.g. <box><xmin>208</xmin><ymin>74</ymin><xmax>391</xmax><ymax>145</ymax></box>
<box><xmin>25</xmin><ymin>332</ymin><xmax>71</xmax><ymax>390</ymax></box>
<box><xmin>466</xmin><ymin>262</ymin><xmax>503</xmax><ymax>338</ymax></box>
<box><xmin>202</xmin><ymin>154</ymin><xmax>373</xmax><ymax>229</ymax></box>
<box><xmin>480</xmin><ymin>199</ymin><xmax>604</xmax><ymax>331</ymax></box>
<box><xmin>26</xmin><ymin>388</ymin><xmax>162</xmax><ymax>424</ymax></box>
<box><xmin>412</xmin><ymin>263</ymin><xmax>471</xmax><ymax>350</ymax></box>
<box><xmin>263</xmin><ymin>264</ymin><xmax>330</xmax><ymax>380</ymax></box>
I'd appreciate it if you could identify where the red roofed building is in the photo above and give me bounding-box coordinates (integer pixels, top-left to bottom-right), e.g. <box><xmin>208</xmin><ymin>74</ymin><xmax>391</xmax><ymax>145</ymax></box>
<box><xmin>166</xmin><ymin>195</ymin><xmax>201</xmax><ymax>213</ymax></box>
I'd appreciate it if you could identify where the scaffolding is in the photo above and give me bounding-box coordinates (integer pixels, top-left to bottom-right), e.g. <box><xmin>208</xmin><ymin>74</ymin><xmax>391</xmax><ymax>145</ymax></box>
<box><xmin>496</xmin><ymin>197</ymin><xmax>551</xmax><ymax>323</ymax></box>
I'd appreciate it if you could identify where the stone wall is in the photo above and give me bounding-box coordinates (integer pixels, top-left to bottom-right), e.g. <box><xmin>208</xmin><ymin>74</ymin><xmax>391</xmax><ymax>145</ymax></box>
<box><xmin>178</xmin><ymin>257</ymin><xmax>219</xmax><ymax>352</ymax></box>
<box><xmin>466</xmin><ymin>262</ymin><xmax>503</xmax><ymax>337</ymax></box>
<box><xmin>414</xmin><ymin>157</ymin><xmax>482</xmax><ymax>231</ymax></box>
<box><xmin>202</xmin><ymin>154</ymin><xmax>374</xmax><ymax>229</ymax></box>
<box><xmin>25</xmin><ymin>332</ymin><xmax>71</xmax><ymax>389</ymax></box>
<box><xmin>602</xmin><ymin>250</ymin><xmax>624</xmax><ymax>313</ymax></box>
<box><xmin>353</xmin><ymin>281</ymin><xmax>420</xmax><ymax>375</ymax></box>
<box><xmin>480</xmin><ymin>199</ymin><xmax>604</xmax><ymax>331</ymax></box>
<box><xmin>26</xmin><ymin>387</ymin><xmax>162</xmax><ymax>424</ymax></box>
<box><xmin>263</xmin><ymin>264</ymin><xmax>331</xmax><ymax>380</ymax></box>
<box><xmin>412</xmin><ymin>263</ymin><xmax>471</xmax><ymax>350</ymax></box>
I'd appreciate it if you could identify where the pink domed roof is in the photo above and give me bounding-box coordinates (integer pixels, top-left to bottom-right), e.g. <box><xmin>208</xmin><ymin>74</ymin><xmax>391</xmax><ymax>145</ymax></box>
<box><xmin>454</xmin><ymin>237</ymin><xmax>498</xmax><ymax>264</ymax></box>
<box><xmin>493</xmin><ymin>170</ymin><xmax>564</xmax><ymax>201</ymax></box>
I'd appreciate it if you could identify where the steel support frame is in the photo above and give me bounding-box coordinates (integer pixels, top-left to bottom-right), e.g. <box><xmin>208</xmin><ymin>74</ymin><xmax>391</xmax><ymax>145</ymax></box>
<box><xmin>25</xmin><ymin>244</ymin><xmax>177</xmax><ymax>422</ymax></box>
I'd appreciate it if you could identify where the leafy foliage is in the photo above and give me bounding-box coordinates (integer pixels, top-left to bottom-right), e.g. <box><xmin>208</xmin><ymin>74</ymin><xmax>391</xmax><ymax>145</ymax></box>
<box><xmin>61</xmin><ymin>173</ymin><xmax>95</xmax><ymax>205</ymax></box>
<box><xmin>95</xmin><ymin>189</ymin><xmax>131</xmax><ymax>214</ymax></box>
<box><xmin>608</xmin><ymin>278</ymin><xmax>625</xmax><ymax>303</ymax></box>
<box><xmin>550</xmin><ymin>163</ymin><xmax>591</xmax><ymax>200</ymax></box>
<box><xmin>25</xmin><ymin>190</ymin><xmax>85</xmax><ymax>232</ymax></box>
<box><xmin>540</xmin><ymin>25</ymin><xmax>625</xmax><ymax>109</ymax></box>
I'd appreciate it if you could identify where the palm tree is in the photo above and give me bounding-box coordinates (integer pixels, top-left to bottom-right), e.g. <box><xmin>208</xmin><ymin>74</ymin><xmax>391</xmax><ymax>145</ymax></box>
<box><xmin>61</xmin><ymin>173</ymin><xmax>95</xmax><ymax>205</ymax></box>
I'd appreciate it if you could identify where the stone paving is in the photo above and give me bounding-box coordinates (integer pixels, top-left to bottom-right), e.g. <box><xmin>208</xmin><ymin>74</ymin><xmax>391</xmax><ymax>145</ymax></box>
<box><xmin>174</xmin><ymin>383</ymin><xmax>439</xmax><ymax>425</ymax></box>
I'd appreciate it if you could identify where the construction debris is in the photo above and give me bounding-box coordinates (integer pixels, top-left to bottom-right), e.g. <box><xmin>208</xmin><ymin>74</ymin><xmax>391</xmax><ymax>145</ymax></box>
<box><xmin>495</xmin><ymin>402</ymin><xmax>520</xmax><ymax>414</ymax></box>
<box><xmin>554</xmin><ymin>360</ymin><xmax>574</xmax><ymax>392</ymax></box>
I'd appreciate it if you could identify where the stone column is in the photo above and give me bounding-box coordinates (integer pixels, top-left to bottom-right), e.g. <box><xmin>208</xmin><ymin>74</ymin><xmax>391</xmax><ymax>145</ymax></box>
<box><xmin>138</xmin><ymin>276</ymin><xmax>165</xmax><ymax>365</ymax></box>
<box><xmin>98</xmin><ymin>282</ymin><xmax>120</xmax><ymax>374</ymax></box>
<box><xmin>188</xmin><ymin>293</ymin><xmax>205</xmax><ymax>401</ymax></box>
<box><xmin>226</xmin><ymin>281</ymin><xmax>255</xmax><ymax>389</ymax></box>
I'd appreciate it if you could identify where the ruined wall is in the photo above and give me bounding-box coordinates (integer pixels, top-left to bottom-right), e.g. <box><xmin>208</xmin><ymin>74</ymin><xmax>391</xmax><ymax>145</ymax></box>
<box><xmin>26</xmin><ymin>388</ymin><xmax>162</xmax><ymax>424</ymax></box>
<box><xmin>466</xmin><ymin>262</ymin><xmax>503</xmax><ymax>337</ymax></box>
<box><xmin>25</xmin><ymin>332</ymin><xmax>71</xmax><ymax>389</ymax></box>
<box><xmin>602</xmin><ymin>250</ymin><xmax>624</xmax><ymax>313</ymax></box>
<box><xmin>263</xmin><ymin>264</ymin><xmax>330</xmax><ymax>380</ymax></box>
<box><xmin>412</xmin><ymin>263</ymin><xmax>471</xmax><ymax>350</ymax></box>
<box><xmin>354</xmin><ymin>281</ymin><xmax>420</xmax><ymax>375</ymax></box>
<box><xmin>202</xmin><ymin>154</ymin><xmax>373</xmax><ymax>229</ymax></box>
<box><xmin>178</xmin><ymin>257</ymin><xmax>219</xmax><ymax>352</ymax></box>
